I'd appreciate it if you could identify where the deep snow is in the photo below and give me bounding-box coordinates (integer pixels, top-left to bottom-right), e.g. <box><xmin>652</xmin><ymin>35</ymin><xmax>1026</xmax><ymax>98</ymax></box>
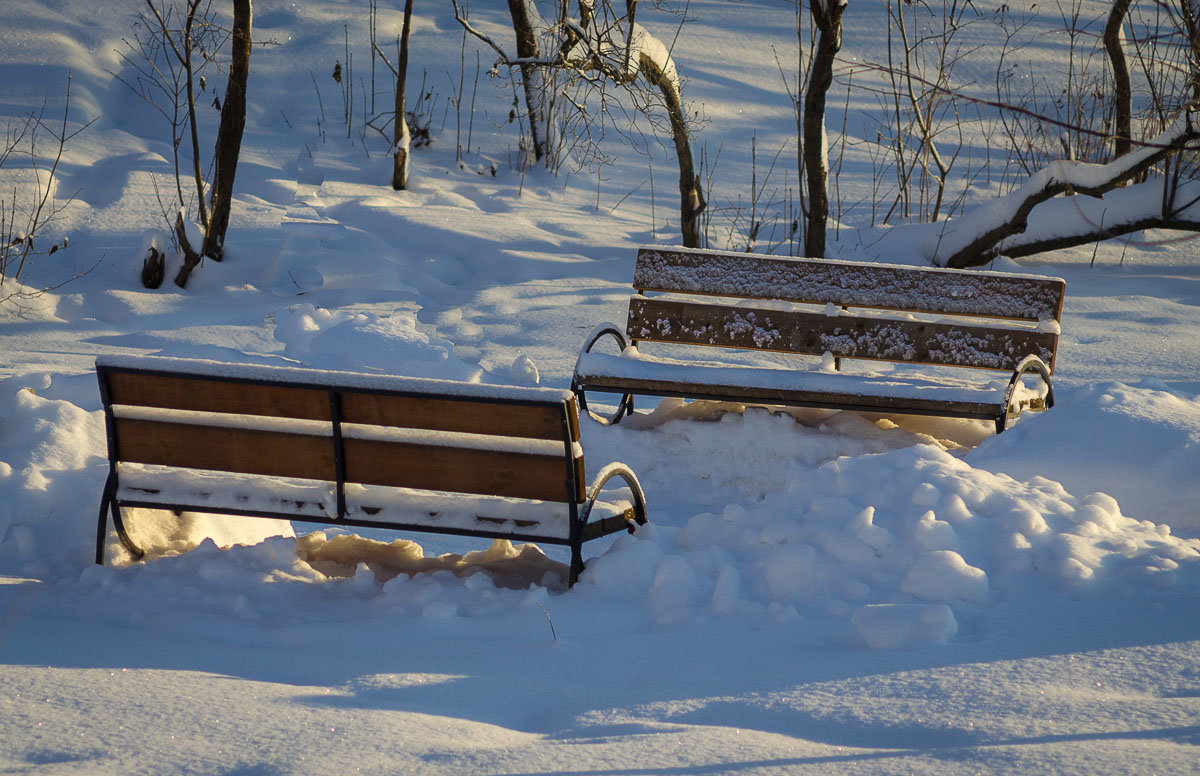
<box><xmin>1</xmin><ymin>1</ymin><xmax>1199</xmax><ymax>774</ymax></box>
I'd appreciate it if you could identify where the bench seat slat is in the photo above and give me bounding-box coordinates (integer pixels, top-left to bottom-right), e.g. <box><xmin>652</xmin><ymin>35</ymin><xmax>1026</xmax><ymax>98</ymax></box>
<box><xmin>113</xmin><ymin>417</ymin><xmax>336</xmax><ymax>481</ymax></box>
<box><xmin>106</xmin><ymin>371</ymin><xmax>331</xmax><ymax>420</ymax></box>
<box><xmin>635</xmin><ymin>247</ymin><xmax>1065</xmax><ymax>321</ymax></box>
<box><xmin>343</xmin><ymin>439</ymin><xmax>583</xmax><ymax>503</ymax></box>
<box><xmin>112</xmin><ymin>417</ymin><xmax>580</xmax><ymax>502</ymax></box>
<box><xmin>338</xmin><ymin>391</ymin><xmax>572</xmax><ymax>441</ymax></box>
<box><xmin>627</xmin><ymin>297</ymin><xmax>1058</xmax><ymax>371</ymax></box>
<box><xmin>576</xmin><ymin>351</ymin><xmax>1011</xmax><ymax>418</ymax></box>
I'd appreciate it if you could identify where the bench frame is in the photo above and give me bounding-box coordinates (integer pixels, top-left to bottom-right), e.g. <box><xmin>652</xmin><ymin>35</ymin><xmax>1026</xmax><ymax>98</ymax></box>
<box><xmin>96</xmin><ymin>358</ymin><xmax>647</xmax><ymax>587</ymax></box>
<box><xmin>572</xmin><ymin>247</ymin><xmax>1064</xmax><ymax>433</ymax></box>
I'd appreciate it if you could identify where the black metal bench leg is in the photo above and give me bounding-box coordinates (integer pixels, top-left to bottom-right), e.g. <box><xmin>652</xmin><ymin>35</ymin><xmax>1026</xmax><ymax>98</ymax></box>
<box><xmin>95</xmin><ymin>474</ymin><xmax>115</xmax><ymax>565</ymax></box>
<box><xmin>568</xmin><ymin>543</ymin><xmax>585</xmax><ymax>588</ymax></box>
<box><xmin>96</xmin><ymin>474</ymin><xmax>145</xmax><ymax>564</ymax></box>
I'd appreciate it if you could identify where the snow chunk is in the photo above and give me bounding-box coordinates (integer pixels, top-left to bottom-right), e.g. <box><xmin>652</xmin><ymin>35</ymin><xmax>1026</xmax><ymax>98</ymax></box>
<box><xmin>913</xmin><ymin>510</ymin><xmax>959</xmax><ymax>551</ymax></box>
<box><xmin>509</xmin><ymin>353</ymin><xmax>540</xmax><ymax>386</ymax></box>
<box><xmin>852</xmin><ymin>603</ymin><xmax>958</xmax><ymax>649</ymax></box>
<box><xmin>901</xmin><ymin>550</ymin><xmax>989</xmax><ymax>604</ymax></box>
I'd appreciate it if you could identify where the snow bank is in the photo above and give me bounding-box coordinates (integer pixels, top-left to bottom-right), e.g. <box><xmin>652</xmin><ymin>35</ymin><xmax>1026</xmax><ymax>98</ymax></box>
<box><xmin>0</xmin><ymin>379</ymin><xmax>289</xmax><ymax>579</ymax></box>
<box><xmin>573</xmin><ymin>406</ymin><xmax>1200</xmax><ymax>645</ymax></box>
<box><xmin>14</xmin><ymin>365</ymin><xmax>1196</xmax><ymax>650</ymax></box>
<box><xmin>971</xmin><ymin>381</ymin><xmax>1200</xmax><ymax>535</ymax></box>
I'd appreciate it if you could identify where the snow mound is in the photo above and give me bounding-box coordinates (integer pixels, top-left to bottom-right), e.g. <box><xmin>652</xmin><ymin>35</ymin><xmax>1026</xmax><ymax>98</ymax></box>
<box><xmin>272</xmin><ymin>303</ymin><xmax>481</xmax><ymax>381</ymax></box>
<box><xmin>971</xmin><ymin>381</ymin><xmax>1200</xmax><ymax>535</ymax></box>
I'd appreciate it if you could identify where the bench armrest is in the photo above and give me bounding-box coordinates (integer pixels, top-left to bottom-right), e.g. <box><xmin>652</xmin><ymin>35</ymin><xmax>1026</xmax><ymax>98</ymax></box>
<box><xmin>580</xmin><ymin>461</ymin><xmax>648</xmax><ymax>530</ymax></box>
<box><xmin>1005</xmin><ymin>354</ymin><xmax>1054</xmax><ymax>406</ymax></box>
<box><xmin>998</xmin><ymin>354</ymin><xmax>1054</xmax><ymax>433</ymax></box>
<box><xmin>577</xmin><ymin>323</ymin><xmax>628</xmax><ymax>359</ymax></box>
<box><xmin>572</xmin><ymin>324</ymin><xmax>635</xmax><ymax>425</ymax></box>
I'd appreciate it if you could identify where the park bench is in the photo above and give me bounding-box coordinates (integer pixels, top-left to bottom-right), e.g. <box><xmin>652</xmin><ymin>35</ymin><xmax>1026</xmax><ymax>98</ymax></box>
<box><xmin>95</xmin><ymin>356</ymin><xmax>647</xmax><ymax>587</ymax></box>
<box><xmin>572</xmin><ymin>246</ymin><xmax>1065</xmax><ymax>433</ymax></box>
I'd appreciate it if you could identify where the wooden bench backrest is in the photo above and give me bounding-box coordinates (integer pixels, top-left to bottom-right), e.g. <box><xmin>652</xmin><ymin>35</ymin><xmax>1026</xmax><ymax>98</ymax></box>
<box><xmin>99</xmin><ymin>363</ymin><xmax>586</xmax><ymax>505</ymax></box>
<box><xmin>628</xmin><ymin>247</ymin><xmax>1065</xmax><ymax>372</ymax></box>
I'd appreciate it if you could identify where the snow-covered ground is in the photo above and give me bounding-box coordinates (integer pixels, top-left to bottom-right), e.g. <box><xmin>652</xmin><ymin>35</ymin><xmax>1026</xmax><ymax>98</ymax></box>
<box><xmin>2</xmin><ymin>1</ymin><xmax>1198</xmax><ymax>773</ymax></box>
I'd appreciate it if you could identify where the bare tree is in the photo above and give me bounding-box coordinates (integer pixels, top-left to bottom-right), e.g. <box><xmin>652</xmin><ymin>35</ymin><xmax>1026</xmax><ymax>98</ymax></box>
<box><xmin>803</xmin><ymin>0</ymin><xmax>846</xmax><ymax>258</ymax></box>
<box><xmin>507</xmin><ymin>0</ymin><xmax>551</xmax><ymax>164</ymax></box>
<box><xmin>116</xmin><ymin>0</ymin><xmax>253</xmax><ymax>288</ymax></box>
<box><xmin>1104</xmin><ymin>0</ymin><xmax>1133</xmax><ymax>158</ymax></box>
<box><xmin>147</xmin><ymin>0</ymin><xmax>212</xmax><ymax>235</ymax></box>
<box><xmin>1</xmin><ymin>75</ymin><xmax>92</xmax><ymax>308</ymax></box>
<box><xmin>200</xmin><ymin>0</ymin><xmax>252</xmax><ymax>262</ymax></box>
<box><xmin>392</xmin><ymin>0</ymin><xmax>416</xmax><ymax>189</ymax></box>
<box><xmin>453</xmin><ymin>0</ymin><xmax>706</xmax><ymax>246</ymax></box>
<box><xmin>115</xmin><ymin>1</ymin><xmax>226</xmax><ymax>233</ymax></box>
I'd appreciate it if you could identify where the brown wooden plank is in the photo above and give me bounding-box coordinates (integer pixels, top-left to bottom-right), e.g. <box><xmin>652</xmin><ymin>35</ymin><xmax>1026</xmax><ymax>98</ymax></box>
<box><xmin>112</xmin><ymin>417</ymin><xmax>335</xmax><ymax>480</ymax></box>
<box><xmin>577</xmin><ymin>373</ymin><xmax>1004</xmax><ymax>419</ymax></box>
<box><xmin>634</xmin><ymin>247</ymin><xmax>1066</xmax><ymax>322</ymax></box>
<box><xmin>564</xmin><ymin>393</ymin><xmax>581</xmax><ymax>445</ymax></box>
<box><xmin>626</xmin><ymin>297</ymin><xmax>1058</xmax><ymax>371</ymax></box>
<box><xmin>343</xmin><ymin>439</ymin><xmax>583</xmax><ymax>502</ymax></box>
<box><xmin>338</xmin><ymin>391</ymin><xmax>570</xmax><ymax>441</ymax></box>
<box><xmin>104</xmin><ymin>370</ymin><xmax>330</xmax><ymax>420</ymax></box>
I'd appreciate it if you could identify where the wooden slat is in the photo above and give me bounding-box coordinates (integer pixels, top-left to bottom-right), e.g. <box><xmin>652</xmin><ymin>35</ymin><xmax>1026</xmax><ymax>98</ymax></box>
<box><xmin>112</xmin><ymin>417</ymin><xmax>335</xmax><ymax>480</ymax></box>
<box><xmin>343</xmin><ymin>439</ymin><xmax>583</xmax><ymax>502</ymax></box>
<box><xmin>338</xmin><ymin>391</ymin><xmax>571</xmax><ymax>441</ymax></box>
<box><xmin>634</xmin><ymin>248</ymin><xmax>1066</xmax><ymax>322</ymax></box>
<box><xmin>627</xmin><ymin>297</ymin><xmax>1058</xmax><ymax>371</ymax></box>
<box><xmin>577</xmin><ymin>373</ymin><xmax>1003</xmax><ymax>419</ymax></box>
<box><xmin>104</xmin><ymin>370</ymin><xmax>330</xmax><ymax>420</ymax></box>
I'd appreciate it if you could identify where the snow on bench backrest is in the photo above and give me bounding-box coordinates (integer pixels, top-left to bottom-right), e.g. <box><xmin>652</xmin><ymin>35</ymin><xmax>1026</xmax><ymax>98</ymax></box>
<box><xmin>624</xmin><ymin>296</ymin><xmax>1060</xmax><ymax>372</ymax></box>
<box><xmin>633</xmin><ymin>247</ymin><xmax>1066</xmax><ymax>322</ymax></box>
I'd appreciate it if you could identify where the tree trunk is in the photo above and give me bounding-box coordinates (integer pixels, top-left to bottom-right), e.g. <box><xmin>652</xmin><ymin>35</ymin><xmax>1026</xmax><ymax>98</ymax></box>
<box><xmin>1103</xmin><ymin>0</ymin><xmax>1132</xmax><ymax>158</ymax></box>
<box><xmin>639</xmin><ymin>50</ymin><xmax>705</xmax><ymax>248</ymax></box>
<box><xmin>202</xmin><ymin>0</ymin><xmax>252</xmax><ymax>260</ymax></box>
<box><xmin>1181</xmin><ymin>0</ymin><xmax>1200</xmax><ymax>101</ymax></box>
<box><xmin>507</xmin><ymin>0</ymin><xmax>548</xmax><ymax>163</ymax></box>
<box><xmin>803</xmin><ymin>0</ymin><xmax>845</xmax><ymax>258</ymax></box>
<box><xmin>392</xmin><ymin>0</ymin><xmax>415</xmax><ymax>190</ymax></box>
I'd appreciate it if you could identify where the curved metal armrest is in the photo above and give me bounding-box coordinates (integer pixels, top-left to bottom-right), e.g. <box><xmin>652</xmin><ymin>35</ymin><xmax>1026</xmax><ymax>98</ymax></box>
<box><xmin>573</xmin><ymin>323</ymin><xmax>629</xmax><ymax>381</ymax></box>
<box><xmin>997</xmin><ymin>355</ymin><xmax>1055</xmax><ymax>433</ymax></box>
<box><xmin>580</xmin><ymin>461</ymin><xmax>648</xmax><ymax>530</ymax></box>
<box><xmin>1004</xmin><ymin>354</ymin><xmax>1054</xmax><ymax>410</ymax></box>
<box><xmin>580</xmin><ymin>322</ymin><xmax>629</xmax><ymax>356</ymax></box>
<box><xmin>572</xmin><ymin>323</ymin><xmax>635</xmax><ymax>425</ymax></box>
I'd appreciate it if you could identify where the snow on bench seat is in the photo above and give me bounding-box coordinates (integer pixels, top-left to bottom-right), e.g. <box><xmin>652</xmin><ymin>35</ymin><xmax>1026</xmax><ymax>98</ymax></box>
<box><xmin>115</xmin><ymin>465</ymin><xmax>639</xmax><ymax>540</ymax></box>
<box><xmin>576</xmin><ymin>350</ymin><xmax>1023</xmax><ymax>419</ymax></box>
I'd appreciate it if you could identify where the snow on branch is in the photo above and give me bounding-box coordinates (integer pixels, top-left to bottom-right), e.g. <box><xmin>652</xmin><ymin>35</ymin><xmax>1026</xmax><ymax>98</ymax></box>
<box><xmin>929</xmin><ymin>108</ymin><xmax>1200</xmax><ymax>268</ymax></box>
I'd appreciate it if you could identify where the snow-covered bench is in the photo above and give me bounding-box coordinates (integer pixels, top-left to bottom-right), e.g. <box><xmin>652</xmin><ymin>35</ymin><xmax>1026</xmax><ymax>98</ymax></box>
<box><xmin>95</xmin><ymin>356</ymin><xmax>647</xmax><ymax>586</ymax></box>
<box><xmin>572</xmin><ymin>246</ymin><xmax>1065</xmax><ymax>433</ymax></box>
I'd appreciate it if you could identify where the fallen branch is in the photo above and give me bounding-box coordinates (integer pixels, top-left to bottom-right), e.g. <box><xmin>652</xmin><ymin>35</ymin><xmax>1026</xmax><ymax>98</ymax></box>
<box><xmin>929</xmin><ymin>107</ymin><xmax>1200</xmax><ymax>267</ymax></box>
